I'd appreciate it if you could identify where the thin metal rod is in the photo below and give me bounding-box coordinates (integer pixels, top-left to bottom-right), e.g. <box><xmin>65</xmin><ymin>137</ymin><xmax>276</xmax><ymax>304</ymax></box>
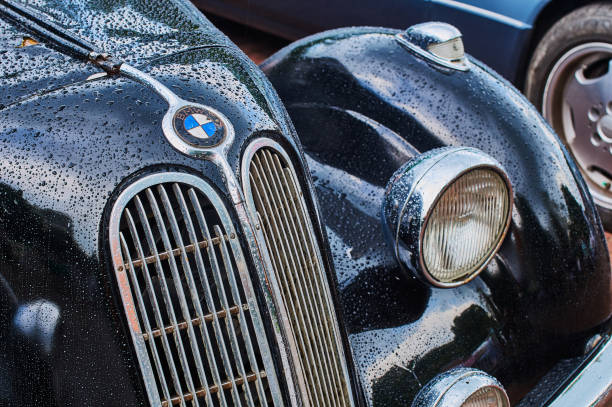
<box><xmin>126</xmin><ymin>207</ymin><xmax>186</xmax><ymax>406</ymax></box>
<box><xmin>142</xmin><ymin>304</ymin><xmax>248</xmax><ymax>341</ymax></box>
<box><xmin>120</xmin><ymin>232</ymin><xmax>172</xmax><ymax>403</ymax></box>
<box><xmin>145</xmin><ymin>188</ymin><xmax>203</xmax><ymax>407</ymax></box>
<box><xmin>162</xmin><ymin>371</ymin><xmax>268</xmax><ymax>407</ymax></box>
<box><xmin>188</xmin><ymin>188</ymin><xmax>243</xmax><ymax>406</ymax></box>
<box><xmin>214</xmin><ymin>224</ymin><xmax>269</xmax><ymax>407</ymax></box>
<box><xmin>125</xmin><ymin>236</ymin><xmax>224</xmax><ymax>270</ymax></box>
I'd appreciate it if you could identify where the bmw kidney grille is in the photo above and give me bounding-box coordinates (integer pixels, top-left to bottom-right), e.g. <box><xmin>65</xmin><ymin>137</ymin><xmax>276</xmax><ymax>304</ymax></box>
<box><xmin>243</xmin><ymin>140</ymin><xmax>354</xmax><ymax>407</ymax></box>
<box><xmin>109</xmin><ymin>173</ymin><xmax>282</xmax><ymax>407</ymax></box>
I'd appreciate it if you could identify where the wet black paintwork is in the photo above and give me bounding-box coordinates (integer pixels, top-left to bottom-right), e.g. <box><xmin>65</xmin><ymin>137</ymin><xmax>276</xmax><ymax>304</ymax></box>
<box><xmin>0</xmin><ymin>1</ymin><xmax>360</xmax><ymax>405</ymax></box>
<box><xmin>262</xmin><ymin>28</ymin><xmax>612</xmax><ymax>404</ymax></box>
<box><xmin>1</xmin><ymin>0</ymin><xmax>610</xmax><ymax>405</ymax></box>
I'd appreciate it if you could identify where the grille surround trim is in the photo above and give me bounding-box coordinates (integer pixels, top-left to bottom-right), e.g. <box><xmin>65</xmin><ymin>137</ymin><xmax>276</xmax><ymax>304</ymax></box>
<box><xmin>108</xmin><ymin>172</ymin><xmax>284</xmax><ymax>407</ymax></box>
<box><xmin>241</xmin><ymin>138</ymin><xmax>355</xmax><ymax>407</ymax></box>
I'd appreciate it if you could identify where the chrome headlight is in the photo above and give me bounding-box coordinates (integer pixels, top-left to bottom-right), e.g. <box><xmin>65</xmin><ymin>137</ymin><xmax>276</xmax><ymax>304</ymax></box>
<box><xmin>411</xmin><ymin>368</ymin><xmax>510</xmax><ymax>407</ymax></box>
<box><xmin>382</xmin><ymin>147</ymin><xmax>512</xmax><ymax>287</ymax></box>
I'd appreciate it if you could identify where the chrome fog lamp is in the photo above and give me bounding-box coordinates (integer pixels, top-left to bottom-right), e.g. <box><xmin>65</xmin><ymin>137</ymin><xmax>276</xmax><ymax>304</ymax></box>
<box><xmin>412</xmin><ymin>368</ymin><xmax>510</xmax><ymax>407</ymax></box>
<box><xmin>382</xmin><ymin>147</ymin><xmax>512</xmax><ymax>287</ymax></box>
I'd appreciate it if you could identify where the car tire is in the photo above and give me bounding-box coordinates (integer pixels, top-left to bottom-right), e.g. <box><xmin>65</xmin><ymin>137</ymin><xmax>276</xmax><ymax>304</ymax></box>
<box><xmin>525</xmin><ymin>3</ymin><xmax>612</xmax><ymax>231</ymax></box>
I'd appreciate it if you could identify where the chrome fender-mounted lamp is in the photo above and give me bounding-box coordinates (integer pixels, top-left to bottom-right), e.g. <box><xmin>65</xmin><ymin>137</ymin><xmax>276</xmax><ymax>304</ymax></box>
<box><xmin>382</xmin><ymin>147</ymin><xmax>513</xmax><ymax>288</ymax></box>
<box><xmin>412</xmin><ymin>368</ymin><xmax>510</xmax><ymax>407</ymax></box>
<box><xmin>396</xmin><ymin>22</ymin><xmax>470</xmax><ymax>71</ymax></box>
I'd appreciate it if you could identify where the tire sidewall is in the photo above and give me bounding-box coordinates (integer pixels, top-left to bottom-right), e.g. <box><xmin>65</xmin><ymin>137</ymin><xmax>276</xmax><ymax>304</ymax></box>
<box><xmin>525</xmin><ymin>4</ymin><xmax>612</xmax><ymax>230</ymax></box>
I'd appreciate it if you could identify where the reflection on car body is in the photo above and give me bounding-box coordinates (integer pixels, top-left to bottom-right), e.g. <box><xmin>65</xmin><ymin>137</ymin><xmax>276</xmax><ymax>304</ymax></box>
<box><xmin>0</xmin><ymin>0</ymin><xmax>610</xmax><ymax>406</ymax></box>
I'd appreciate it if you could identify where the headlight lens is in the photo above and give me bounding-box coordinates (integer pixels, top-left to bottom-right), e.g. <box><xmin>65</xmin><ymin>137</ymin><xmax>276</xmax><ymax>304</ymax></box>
<box><xmin>461</xmin><ymin>386</ymin><xmax>509</xmax><ymax>407</ymax></box>
<box><xmin>382</xmin><ymin>147</ymin><xmax>513</xmax><ymax>288</ymax></box>
<box><xmin>423</xmin><ymin>168</ymin><xmax>510</xmax><ymax>284</ymax></box>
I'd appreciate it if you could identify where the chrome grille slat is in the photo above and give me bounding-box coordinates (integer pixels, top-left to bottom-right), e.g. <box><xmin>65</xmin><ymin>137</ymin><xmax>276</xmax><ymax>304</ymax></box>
<box><xmin>243</xmin><ymin>141</ymin><xmax>353</xmax><ymax>407</ymax></box>
<box><xmin>185</xmin><ymin>187</ymin><xmax>244</xmax><ymax>406</ymax></box>
<box><xmin>264</xmin><ymin>151</ymin><xmax>345</xmax><ymax>403</ymax></box>
<box><xmin>169</xmin><ymin>184</ymin><xmax>235</xmax><ymax>407</ymax></box>
<box><xmin>250</xmin><ymin>159</ymin><xmax>330</xmax><ymax>407</ymax></box>
<box><xmin>120</xmin><ymin>232</ymin><xmax>173</xmax><ymax>403</ymax></box>
<box><xmin>279</xmin><ymin>162</ymin><xmax>347</xmax><ymax>400</ymax></box>
<box><xmin>213</xmin><ymin>223</ymin><xmax>269</xmax><ymax>407</ymax></box>
<box><xmin>138</xmin><ymin>192</ymin><xmax>201</xmax><ymax>407</ymax></box>
<box><xmin>249</xmin><ymin>167</ymin><xmax>323</xmax><ymax>406</ymax></box>
<box><xmin>109</xmin><ymin>173</ymin><xmax>282</xmax><ymax>407</ymax></box>
<box><xmin>156</xmin><ymin>184</ymin><xmax>225</xmax><ymax>407</ymax></box>
<box><xmin>126</xmin><ymin>207</ymin><xmax>187</xmax><ymax>406</ymax></box>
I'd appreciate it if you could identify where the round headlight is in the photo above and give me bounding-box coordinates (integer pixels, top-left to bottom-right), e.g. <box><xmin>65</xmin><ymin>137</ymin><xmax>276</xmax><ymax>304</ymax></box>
<box><xmin>411</xmin><ymin>368</ymin><xmax>510</xmax><ymax>407</ymax></box>
<box><xmin>422</xmin><ymin>168</ymin><xmax>510</xmax><ymax>283</ymax></box>
<box><xmin>382</xmin><ymin>147</ymin><xmax>512</xmax><ymax>287</ymax></box>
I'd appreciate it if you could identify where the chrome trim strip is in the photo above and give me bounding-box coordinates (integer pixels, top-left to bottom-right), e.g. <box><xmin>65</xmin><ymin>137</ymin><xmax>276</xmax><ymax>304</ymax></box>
<box><xmin>242</xmin><ymin>138</ymin><xmax>355</xmax><ymax>407</ymax></box>
<box><xmin>109</xmin><ymin>172</ymin><xmax>285</xmax><ymax>406</ymax></box>
<box><xmin>546</xmin><ymin>333</ymin><xmax>612</xmax><ymax>407</ymax></box>
<box><xmin>430</xmin><ymin>0</ymin><xmax>531</xmax><ymax>30</ymax></box>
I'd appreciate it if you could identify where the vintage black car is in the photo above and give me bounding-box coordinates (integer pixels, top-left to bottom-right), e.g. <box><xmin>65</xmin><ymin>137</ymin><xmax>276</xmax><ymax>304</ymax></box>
<box><xmin>0</xmin><ymin>0</ymin><xmax>610</xmax><ymax>406</ymax></box>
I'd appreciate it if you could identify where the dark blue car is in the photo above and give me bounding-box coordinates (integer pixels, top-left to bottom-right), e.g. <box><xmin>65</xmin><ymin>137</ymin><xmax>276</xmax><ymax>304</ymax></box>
<box><xmin>195</xmin><ymin>0</ymin><xmax>612</xmax><ymax>230</ymax></box>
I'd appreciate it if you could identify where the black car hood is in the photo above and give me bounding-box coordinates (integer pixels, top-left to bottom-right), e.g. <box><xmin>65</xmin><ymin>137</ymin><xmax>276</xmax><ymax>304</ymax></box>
<box><xmin>0</xmin><ymin>4</ymin><xmax>310</xmax><ymax>404</ymax></box>
<box><xmin>0</xmin><ymin>0</ymin><xmax>235</xmax><ymax>108</ymax></box>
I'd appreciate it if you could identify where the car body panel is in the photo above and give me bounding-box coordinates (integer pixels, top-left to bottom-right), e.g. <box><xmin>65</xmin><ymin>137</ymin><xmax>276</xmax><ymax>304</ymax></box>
<box><xmin>261</xmin><ymin>27</ymin><xmax>612</xmax><ymax>404</ymax></box>
<box><xmin>194</xmin><ymin>0</ymin><xmax>555</xmax><ymax>83</ymax></box>
<box><xmin>1</xmin><ymin>1</ymin><xmax>611</xmax><ymax>406</ymax></box>
<box><xmin>0</xmin><ymin>1</ymin><xmax>360</xmax><ymax>404</ymax></box>
<box><xmin>0</xmin><ymin>47</ymin><xmax>278</xmax><ymax>405</ymax></box>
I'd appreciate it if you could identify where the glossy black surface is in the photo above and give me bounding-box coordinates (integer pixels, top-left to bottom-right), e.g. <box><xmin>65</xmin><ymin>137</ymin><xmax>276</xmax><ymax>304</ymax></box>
<box><xmin>2</xmin><ymin>1</ymin><xmax>611</xmax><ymax>405</ymax></box>
<box><xmin>0</xmin><ymin>1</ymin><xmax>359</xmax><ymax>405</ymax></box>
<box><xmin>262</xmin><ymin>28</ymin><xmax>612</xmax><ymax>404</ymax></box>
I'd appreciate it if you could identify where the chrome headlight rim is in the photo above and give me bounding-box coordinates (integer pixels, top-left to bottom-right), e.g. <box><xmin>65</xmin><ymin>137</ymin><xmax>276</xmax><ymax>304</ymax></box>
<box><xmin>411</xmin><ymin>367</ymin><xmax>510</xmax><ymax>407</ymax></box>
<box><xmin>417</xmin><ymin>162</ymin><xmax>513</xmax><ymax>288</ymax></box>
<box><xmin>386</xmin><ymin>147</ymin><xmax>513</xmax><ymax>288</ymax></box>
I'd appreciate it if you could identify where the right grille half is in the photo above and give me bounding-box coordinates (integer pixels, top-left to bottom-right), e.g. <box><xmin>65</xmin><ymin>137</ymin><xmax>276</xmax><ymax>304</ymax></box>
<box><xmin>244</xmin><ymin>141</ymin><xmax>353</xmax><ymax>407</ymax></box>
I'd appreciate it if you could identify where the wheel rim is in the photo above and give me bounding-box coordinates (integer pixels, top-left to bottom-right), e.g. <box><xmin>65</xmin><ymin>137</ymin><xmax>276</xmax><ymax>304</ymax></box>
<box><xmin>543</xmin><ymin>42</ymin><xmax>612</xmax><ymax>210</ymax></box>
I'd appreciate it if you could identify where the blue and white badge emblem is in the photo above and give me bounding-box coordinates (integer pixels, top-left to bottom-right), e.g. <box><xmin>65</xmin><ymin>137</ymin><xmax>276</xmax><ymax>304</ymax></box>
<box><xmin>172</xmin><ymin>105</ymin><xmax>228</xmax><ymax>148</ymax></box>
<box><xmin>184</xmin><ymin>113</ymin><xmax>216</xmax><ymax>139</ymax></box>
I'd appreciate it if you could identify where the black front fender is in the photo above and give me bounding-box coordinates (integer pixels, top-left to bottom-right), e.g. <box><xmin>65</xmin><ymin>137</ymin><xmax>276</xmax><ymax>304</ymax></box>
<box><xmin>262</xmin><ymin>26</ymin><xmax>612</xmax><ymax>404</ymax></box>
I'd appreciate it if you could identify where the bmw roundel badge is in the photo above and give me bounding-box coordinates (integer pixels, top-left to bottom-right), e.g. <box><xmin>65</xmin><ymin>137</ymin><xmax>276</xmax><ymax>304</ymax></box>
<box><xmin>172</xmin><ymin>105</ymin><xmax>228</xmax><ymax>148</ymax></box>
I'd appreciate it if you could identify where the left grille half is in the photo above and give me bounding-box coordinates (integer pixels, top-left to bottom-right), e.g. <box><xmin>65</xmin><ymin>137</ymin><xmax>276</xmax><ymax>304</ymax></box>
<box><xmin>109</xmin><ymin>173</ymin><xmax>282</xmax><ymax>407</ymax></box>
